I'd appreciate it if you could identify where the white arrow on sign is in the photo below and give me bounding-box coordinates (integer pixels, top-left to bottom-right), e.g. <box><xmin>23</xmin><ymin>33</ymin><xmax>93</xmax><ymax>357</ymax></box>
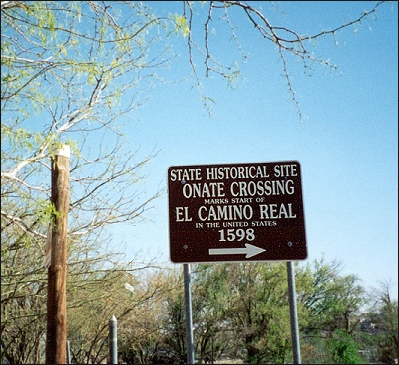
<box><xmin>208</xmin><ymin>243</ymin><xmax>266</xmax><ymax>259</ymax></box>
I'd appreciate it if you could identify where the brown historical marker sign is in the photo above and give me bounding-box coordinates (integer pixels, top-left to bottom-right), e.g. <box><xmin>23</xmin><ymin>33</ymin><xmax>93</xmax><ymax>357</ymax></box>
<box><xmin>168</xmin><ymin>161</ymin><xmax>307</xmax><ymax>263</ymax></box>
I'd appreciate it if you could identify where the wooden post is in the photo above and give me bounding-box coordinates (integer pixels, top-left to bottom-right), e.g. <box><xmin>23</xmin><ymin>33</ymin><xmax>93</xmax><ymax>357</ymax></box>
<box><xmin>46</xmin><ymin>145</ymin><xmax>70</xmax><ymax>364</ymax></box>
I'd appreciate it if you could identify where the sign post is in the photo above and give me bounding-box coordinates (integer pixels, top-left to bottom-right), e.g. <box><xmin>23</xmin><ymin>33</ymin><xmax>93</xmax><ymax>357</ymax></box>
<box><xmin>184</xmin><ymin>264</ymin><xmax>195</xmax><ymax>364</ymax></box>
<box><xmin>168</xmin><ymin>161</ymin><xmax>307</xmax><ymax>364</ymax></box>
<box><xmin>287</xmin><ymin>261</ymin><xmax>301</xmax><ymax>364</ymax></box>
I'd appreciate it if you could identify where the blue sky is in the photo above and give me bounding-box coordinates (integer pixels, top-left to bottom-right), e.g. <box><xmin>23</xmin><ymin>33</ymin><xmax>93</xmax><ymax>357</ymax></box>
<box><xmin>108</xmin><ymin>2</ymin><xmax>398</xmax><ymax>297</ymax></box>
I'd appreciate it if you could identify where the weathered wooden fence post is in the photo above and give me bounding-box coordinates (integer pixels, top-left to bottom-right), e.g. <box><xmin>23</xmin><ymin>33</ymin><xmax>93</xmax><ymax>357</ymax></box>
<box><xmin>108</xmin><ymin>315</ymin><xmax>118</xmax><ymax>364</ymax></box>
<box><xmin>46</xmin><ymin>144</ymin><xmax>70</xmax><ymax>364</ymax></box>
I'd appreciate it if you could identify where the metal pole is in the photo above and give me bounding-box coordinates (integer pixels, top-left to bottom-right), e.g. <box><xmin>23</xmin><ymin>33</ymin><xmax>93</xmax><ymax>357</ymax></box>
<box><xmin>46</xmin><ymin>145</ymin><xmax>70</xmax><ymax>364</ymax></box>
<box><xmin>66</xmin><ymin>340</ymin><xmax>71</xmax><ymax>364</ymax></box>
<box><xmin>184</xmin><ymin>264</ymin><xmax>195</xmax><ymax>364</ymax></box>
<box><xmin>287</xmin><ymin>261</ymin><xmax>301</xmax><ymax>364</ymax></box>
<box><xmin>108</xmin><ymin>315</ymin><xmax>118</xmax><ymax>364</ymax></box>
